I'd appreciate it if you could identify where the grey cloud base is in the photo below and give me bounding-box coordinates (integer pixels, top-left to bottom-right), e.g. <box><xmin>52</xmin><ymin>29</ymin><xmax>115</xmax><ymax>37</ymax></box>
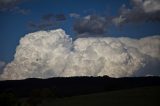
<box><xmin>112</xmin><ymin>0</ymin><xmax>160</xmax><ymax>25</ymax></box>
<box><xmin>0</xmin><ymin>61</ymin><xmax>5</xmax><ymax>74</ymax></box>
<box><xmin>0</xmin><ymin>29</ymin><xmax>160</xmax><ymax>80</ymax></box>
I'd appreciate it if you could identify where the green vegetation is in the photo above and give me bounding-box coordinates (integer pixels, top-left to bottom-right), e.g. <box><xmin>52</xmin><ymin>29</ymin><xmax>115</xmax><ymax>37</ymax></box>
<box><xmin>0</xmin><ymin>88</ymin><xmax>57</xmax><ymax>106</ymax></box>
<box><xmin>0</xmin><ymin>92</ymin><xmax>19</xmax><ymax>106</ymax></box>
<box><xmin>0</xmin><ymin>86</ymin><xmax>160</xmax><ymax>106</ymax></box>
<box><xmin>39</xmin><ymin>86</ymin><xmax>160</xmax><ymax>106</ymax></box>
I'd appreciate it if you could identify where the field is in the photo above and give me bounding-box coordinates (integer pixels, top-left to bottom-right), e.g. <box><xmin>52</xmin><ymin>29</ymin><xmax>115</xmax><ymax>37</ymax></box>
<box><xmin>37</xmin><ymin>86</ymin><xmax>160</xmax><ymax>106</ymax></box>
<box><xmin>0</xmin><ymin>77</ymin><xmax>160</xmax><ymax>106</ymax></box>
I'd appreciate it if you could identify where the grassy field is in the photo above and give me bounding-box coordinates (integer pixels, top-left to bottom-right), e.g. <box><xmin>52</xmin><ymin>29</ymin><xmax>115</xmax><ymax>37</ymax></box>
<box><xmin>33</xmin><ymin>86</ymin><xmax>160</xmax><ymax>106</ymax></box>
<box><xmin>1</xmin><ymin>77</ymin><xmax>160</xmax><ymax>106</ymax></box>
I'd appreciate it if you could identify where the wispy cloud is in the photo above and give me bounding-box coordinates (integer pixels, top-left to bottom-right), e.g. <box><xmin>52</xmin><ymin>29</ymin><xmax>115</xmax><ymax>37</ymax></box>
<box><xmin>69</xmin><ymin>13</ymin><xmax>80</xmax><ymax>18</ymax></box>
<box><xmin>28</xmin><ymin>13</ymin><xmax>67</xmax><ymax>31</ymax></box>
<box><xmin>0</xmin><ymin>0</ymin><xmax>30</xmax><ymax>15</ymax></box>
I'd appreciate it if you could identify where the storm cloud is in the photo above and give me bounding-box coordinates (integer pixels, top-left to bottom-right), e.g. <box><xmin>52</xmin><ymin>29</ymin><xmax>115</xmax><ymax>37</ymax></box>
<box><xmin>0</xmin><ymin>29</ymin><xmax>159</xmax><ymax>80</ymax></box>
<box><xmin>73</xmin><ymin>15</ymin><xmax>110</xmax><ymax>37</ymax></box>
<box><xmin>28</xmin><ymin>13</ymin><xmax>66</xmax><ymax>31</ymax></box>
<box><xmin>113</xmin><ymin>0</ymin><xmax>160</xmax><ymax>25</ymax></box>
<box><xmin>0</xmin><ymin>0</ymin><xmax>29</xmax><ymax>14</ymax></box>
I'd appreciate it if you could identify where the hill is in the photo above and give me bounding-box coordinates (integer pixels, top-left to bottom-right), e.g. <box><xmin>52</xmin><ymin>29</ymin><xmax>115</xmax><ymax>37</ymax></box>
<box><xmin>0</xmin><ymin>76</ymin><xmax>160</xmax><ymax>105</ymax></box>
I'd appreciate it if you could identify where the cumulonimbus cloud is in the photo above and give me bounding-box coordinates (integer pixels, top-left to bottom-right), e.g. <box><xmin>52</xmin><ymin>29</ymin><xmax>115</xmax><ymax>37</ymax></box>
<box><xmin>0</xmin><ymin>29</ymin><xmax>160</xmax><ymax>80</ymax></box>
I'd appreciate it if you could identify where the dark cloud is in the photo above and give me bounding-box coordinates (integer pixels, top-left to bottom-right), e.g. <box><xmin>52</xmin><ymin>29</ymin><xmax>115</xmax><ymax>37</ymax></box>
<box><xmin>73</xmin><ymin>15</ymin><xmax>110</xmax><ymax>36</ymax></box>
<box><xmin>0</xmin><ymin>0</ymin><xmax>21</xmax><ymax>10</ymax></box>
<box><xmin>55</xmin><ymin>14</ymin><xmax>66</xmax><ymax>21</ymax></box>
<box><xmin>42</xmin><ymin>13</ymin><xmax>55</xmax><ymax>21</ymax></box>
<box><xmin>11</xmin><ymin>6</ymin><xmax>30</xmax><ymax>15</ymax></box>
<box><xmin>112</xmin><ymin>0</ymin><xmax>160</xmax><ymax>25</ymax></box>
<box><xmin>28</xmin><ymin>21</ymin><xmax>56</xmax><ymax>31</ymax></box>
<box><xmin>74</xmin><ymin>32</ymin><xmax>105</xmax><ymax>38</ymax></box>
<box><xmin>28</xmin><ymin>13</ymin><xmax>66</xmax><ymax>31</ymax></box>
<box><xmin>0</xmin><ymin>0</ymin><xmax>30</xmax><ymax>15</ymax></box>
<box><xmin>73</xmin><ymin>0</ymin><xmax>160</xmax><ymax>37</ymax></box>
<box><xmin>42</xmin><ymin>13</ymin><xmax>66</xmax><ymax>21</ymax></box>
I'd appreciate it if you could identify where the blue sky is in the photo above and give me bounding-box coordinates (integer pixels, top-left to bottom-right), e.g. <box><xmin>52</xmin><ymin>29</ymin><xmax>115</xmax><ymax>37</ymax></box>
<box><xmin>0</xmin><ymin>0</ymin><xmax>160</xmax><ymax>62</ymax></box>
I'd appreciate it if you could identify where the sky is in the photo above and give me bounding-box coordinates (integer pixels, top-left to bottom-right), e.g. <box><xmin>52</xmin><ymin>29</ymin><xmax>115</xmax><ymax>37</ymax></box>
<box><xmin>0</xmin><ymin>0</ymin><xmax>160</xmax><ymax>63</ymax></box>
<box><xmin>0</xmin><ymin>0</ymin><xmax>160</xmax><ymax>79</ymax></box>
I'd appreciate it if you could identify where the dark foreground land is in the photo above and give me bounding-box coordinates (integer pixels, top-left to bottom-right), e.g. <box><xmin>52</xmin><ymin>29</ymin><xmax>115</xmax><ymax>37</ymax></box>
<box><xmin>0</xmin><ymin>76</ymin><xmax>160</xmax><ymax>106</ymax></box>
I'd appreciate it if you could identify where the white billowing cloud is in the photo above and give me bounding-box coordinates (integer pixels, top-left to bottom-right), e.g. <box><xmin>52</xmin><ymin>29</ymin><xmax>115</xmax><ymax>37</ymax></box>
<box><xmin>0</xmin><ymin>29</ymin><xmax>160</xmax><ymax>80</ymax></box>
